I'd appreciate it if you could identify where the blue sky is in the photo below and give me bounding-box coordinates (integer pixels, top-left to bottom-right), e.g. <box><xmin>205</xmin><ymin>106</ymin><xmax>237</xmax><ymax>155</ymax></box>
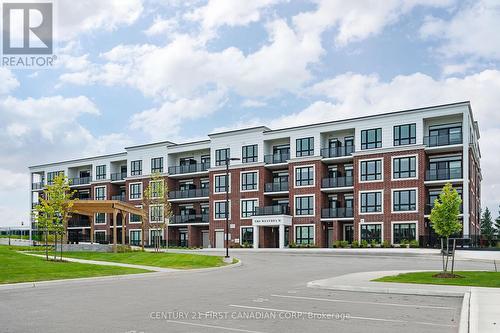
<box><xmin>1</xmin><ymin>0</ymin><xmax>500</xmax><ymax>226</ymax></box>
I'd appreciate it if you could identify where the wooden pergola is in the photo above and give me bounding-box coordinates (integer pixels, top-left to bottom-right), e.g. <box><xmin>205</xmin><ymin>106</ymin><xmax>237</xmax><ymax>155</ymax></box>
<box><xmin>72</xmin><ymin>200</ymin><xmax>146</xmax><ymax>252</ymax></box>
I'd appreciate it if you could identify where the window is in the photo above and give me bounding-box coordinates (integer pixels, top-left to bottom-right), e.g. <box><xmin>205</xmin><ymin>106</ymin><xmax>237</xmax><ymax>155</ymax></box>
<box><xmin>95</xmin><ymin>231</ymin><xmax>106</xmax><ymax>243</ymax></box>
<box><xmin>214</xmin><ymin>175</ymin><xmax>229</xmax><ymax>193</ymax></box>
<box><xmin>241</xmin><ymin>227</ymin><xmax>254</xmax><ymax>246</ymax></box>
<box><xmin>360</xmin><ymin>160</ymin><xmax>382</xmax><ymax>181</ymax></box>
<box><xmin>150</xmin><ymin>205</ymin><xmax>164</xmax><ymax>223</ymax></box>
<box><xmin>295</xmin><ymin>196</ymin><xmax>314</xmax><ymax>216</ymax></box>
<box><xmin>130</xmin><ymin>213</ymin><xmax>141</xmax><ymax>223</ymax></box>
<box><xmin>393</xmin><ymin>189</ymin><xmax>417</xmax><ymax>212</ymax></box>
<box><xmin>96</xmin><ymin>165</ymin><xmax>106</xmax><ymax>180</ymax></box>
<box><xmin>215</xmin><ymin>201</ymin><xmax>229</xmax><ymax>219</ymax></box>
<box><xmin>215</xmin><ymin>148</ymin><xmax>230</xmax><ymax>166</ymax></box>
<box><xmin>361</xmin><ymin>128</ymin><xmax>382</xmax><ymax>149</ymax></box>
<box><xmin>393</xmin><ymin>223</ymin><xmax>416</xmax><ymax>244</ymax></box>
<box><xmin>241</xmin><ymin>199</ymin><xmax>257</xmax><ymax>218</ymax></box>
<box><xmin>360</xmin><ymin>224</ymin><xmax>382</xmax><ymax>243</ymax></box>
<box><xmin>242</xmin><ymin>145</ymin><xmax>258</xmax><ymax>163</ymax></box>
<box><xmin>394</xmin><ymin>124</ymin><xmax>416</xmax><ymax>146</ymax></box>
<box><xmin>393</xmin><ymin>156</ymin><xmax>417</xmax><ymax>179</ymax></box>
<box><xmin>129</xmin><ymin>230</ymin><xmax>141</xmax><ymax>246</ymax></box>
<box><xmin>201</xmin><ymin>155</ymin><xmax>211</xmax><ymax>166</ymax></box>
<box><xmin>149</xmin><ymin>180</ymin><xmax>163</xmax><ymax>199</ymax></box>
<box><xmin>131</xmin><ymin>160</ymin><xmax>142</xmax><ymax>176</ymax></box>
<box><xmin>151</xmin><ymin>157</ymin><xmax>163</xmax><ymax>173</ymax></box>
<box><xmin>94</xmin><ymin>186</ymin><xmax>106</xmax><ymax>200</ymax></box>
<box><xmin>241</xmin><ymin>172</ymin><xmax>257</xmax><ymax>191</ymax></box>
<box><xmin>129</xmin><ymin>183</ymin><xmax>142</xmax><ymax>200</ymax></box>
<box><xmin>295</xmin><ymin>166</ymin><xmax>314</xmax><ymax>186</ymax></box>
<box><xmin>46</xmin><ymin>171</ymin><xmax>64</xmax><ymax>184</ymax></box>
<box><xmin>296</xmin><ymin>137</ymin><xmax>314</xmax><ymax>157</ymax></box>
<box><xmin>95</xmin><ymin>213</ymin><xmax>106</xmax><ymax>224</ymax></box>
<box><xmin>360</xmin><ymin>192</ymin><xmax>382</xmax><ymax>213</ymax></box>
<box><xmin>295</xmin><ymin>225</ymin><xmax>314</xmax><ymax>245</ymax></box>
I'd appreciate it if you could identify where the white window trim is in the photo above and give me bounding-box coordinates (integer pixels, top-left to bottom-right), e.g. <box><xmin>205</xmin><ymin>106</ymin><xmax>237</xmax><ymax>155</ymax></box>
<box><xmin>390</xmin><ymin>221</ymin><xmax>418</xmax><ymax>245</ymax></box>
<box><xmin>358</xmin><ymin>157</ymin><xmax>384</xmax><ymax>183</ymax></box>
<box><xmin>129</xmin><ymin>182</ymin><xmax>143</xmax><ymax>201</ymax></box>
<box><xmin>94</xmin><ymin>230</ymin><xmax>106</xmax><ymax>239</ymax></box>
<box><xmin>128</xmin><ymin>229</ymin><xmax>142</xmax><ymax>242</ymax></box>
<box><xmin>293</xmin><ymin>164</ymin><xmax>316</xmax><ymax>188</ymax></box>
<box><xmin>129</xmin><ymin>205</ymin><xmax>143</xmax><ymax>224</ymax></box>
<box><xmin>391</xmin><ymin>187</ymin><xmax>419</xmax><ymax>213</ymax></box>
<box><xmin>239</xmin><ymin>226</ymin><xmax>255</xmax><ymax>245</ymax></box>
<box><xmin>240</xmin><ymin>198</ymin><xmax>259</xmax><ymax>219</ymax></box>
<box><xmin>149</xmin><ymin>204</ymin><xmax>164</xmax><ymax>223</ymax></box>
<box><xmin>213</xmin><ymin>172</ymin><xmax>231</xmax><ymax>194</ymax></box>
<box><xmin>391</xmin><ymin>154</ymin><xmax>419</xmax><ymax>181</ymax></box>
<box><xmin>94</xmin><ymin>186</ymin><xmax>107</xmax><ymax>200</ymax></box>
<box><xmin>149</xmin><ymin>179</ymin><xmax>164</xmax><ymax>199</ymax></box>
<box><xmin>358</xmin><ymin>222</ymin><xmax>384</xmax><ymax>243</ymax></box>
<box><xmin>148</xmin><ymin>228</ymin><xmax>164</xmax><ymax>243</ymax></box>
<box><xmin>294</xmin><ymin>224</ymin><xmax>316</xmax><ymax>245</ymax></box>
<box><xmin>358</xmin><ymin>190</ymin><xmax>384</xmax><ymax>215</ymax></box>
<box><xmin>94</xmin><ymin>212</ymin><xmax>107</xmax><ymax>225</ymax></box>
<box><xmin>214</xmin><ymin>199</ymin><xmax>231</xmax><ymax>221</ymax></box>
<box><xmin>293</xmin><ymin>194</ymin><xmax>316</xmax><ymax>217</ymax></box>
<box><xmin>240</xmin><ymin>170</ymin><xmax>259</xmax><ymax>192</ymax></box>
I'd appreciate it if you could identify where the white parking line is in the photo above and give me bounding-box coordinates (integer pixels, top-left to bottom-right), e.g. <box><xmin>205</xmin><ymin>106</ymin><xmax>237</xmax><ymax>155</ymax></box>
<box><xmin>228</xmin><ymin>304</ymin><xmax>456</xmax><ymax>328</ymax></box>
<box><xmin>270</xmin><ymin>294</ymin><xmax>456</xmax><ymax>310</ymax></box>
<box><xmin>166</xmin><ymin>320</ymin><xmax>268</xmax><ymax>333</ymax></box>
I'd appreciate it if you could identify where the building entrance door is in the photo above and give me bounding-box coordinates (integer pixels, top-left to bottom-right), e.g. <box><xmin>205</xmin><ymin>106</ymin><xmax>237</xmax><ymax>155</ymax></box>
<box><xmin>327</xmin><ymin>227</ymin><xmax>334</xmax><ymax>247</ymax></box>
<box><xmin>215</xmin><ymin>230</ymin><xmax>224</xmax><ymax>248</ymax></box>
<box><xmin>344</xmin><ymin>224</ymin><xmax>354</xmax><ymax>243</ymax></box>
<box><xmin>202</xmin><ymin>231</ymin><xmax>209</xmax><ymax>248</ymax></box>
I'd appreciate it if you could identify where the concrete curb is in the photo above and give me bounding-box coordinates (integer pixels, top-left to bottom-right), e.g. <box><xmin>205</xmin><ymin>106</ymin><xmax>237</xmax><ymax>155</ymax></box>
<box><xmin>459</xmin><ymin>290</ymin><xmax>471</xmax><ymax>333</ymax></box>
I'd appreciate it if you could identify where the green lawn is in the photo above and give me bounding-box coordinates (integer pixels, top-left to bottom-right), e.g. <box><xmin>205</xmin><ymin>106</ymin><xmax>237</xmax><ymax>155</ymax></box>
<box><xmin>42</xmin><ymin>251</ymin><xmax>228</xmax><ymax>269</ymax></box>
<box><xmin>374</xmin><ymin>271</ymin><xmax>500</xmax><ymax>288</ymax></box>
<box><xmin>0</xmin><ymin>245</ymin><xmax>150</xmax><ymax>284</ymax></box>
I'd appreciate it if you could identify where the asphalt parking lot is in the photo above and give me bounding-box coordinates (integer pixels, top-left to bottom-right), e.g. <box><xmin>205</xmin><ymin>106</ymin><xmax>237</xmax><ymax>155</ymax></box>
<box><xmin>0</xmin><ymin>252</ymin><xmax>492</xmax><ymax>332</ymax></box>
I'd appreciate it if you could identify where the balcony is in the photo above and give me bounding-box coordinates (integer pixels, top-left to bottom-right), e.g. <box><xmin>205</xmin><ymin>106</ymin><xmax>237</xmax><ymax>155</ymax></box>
<box><xmin>321</xmin><ymin>176</ymin><xmax>353</xmax><ymax>188</ymax></box>
<box><xmin>264</xmin><ymin>182</ymin><xmax>289</xmax><ymax>193</ymax></box>
<box><xmin>264</xmin><ymin>153</ymin><xmax>289</xmax><ymax>164</ymax></box>
<box><xmin>111</xmin><ymin>172</ymin><xmax>127</xmax><ymax>181</ymax></box>
<box><xmin>253</xmin><ymin>205</ymin><xmax>290</xmax><ymax>216</ymax></box>
<box><xmin>168</xmin><ymin>163</ymin><xmax>209</xmax><ymax>175</ymax></box>
<box><xmin>320</xmin><ymin>146</ymin><xmax>354</xmax><ymax>158</ymax></box>
<box><xmin>68</xmin><ymin>219</ymin><xmax>90</xmax><ymax>228</ymax></box>
<box><xmin>425</xmin><ymin>203</ymin><xmax>463</xmax><ymax>215</ymax></box>
<box><xmin>424</xmin><ymin>133</ymin><xmax>462</xmax><ymax>147</ymax></box>
<box><xmin>111</xmin><ymin>194</ymin><xmax>125</xmax><ymax>201</ymax></box>
<box><xmin>32</xmin><ymin>182</ymin><xmax>44</xmax><ymax>190</ymax></box>
<box><xmin>170</xmin><ymin>214</ymin><xmax>209</xmax><ymax>224</ymax></box>
<box><xmin>69</xmin><ymin>176</ymin><xmax>91</xmax><ymax>186</ymax></box>
<box><xmin>321</xmin><ymin>207</ymin><xmax>354</xmax><ymax>218</ymax></box>
<box><xmin>169</xmin><ymin>188</ymin><xmax>209</xmax><ymax>200</ymax></box>
<box><xmin>425</xmin><ymin>167</ymin><xmax>462</xmax><ymax>181</ymax></box>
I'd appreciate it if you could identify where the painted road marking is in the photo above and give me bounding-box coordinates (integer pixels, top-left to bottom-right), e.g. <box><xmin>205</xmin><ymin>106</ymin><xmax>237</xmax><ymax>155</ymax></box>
<box><xmin>166</xmin><ymin>320</ymin><xmax>268</xmax><ymax>333</ymax></box>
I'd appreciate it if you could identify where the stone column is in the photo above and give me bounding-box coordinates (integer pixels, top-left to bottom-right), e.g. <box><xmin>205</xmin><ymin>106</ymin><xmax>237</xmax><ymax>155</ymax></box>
<box><xmin>253</xmin><ymin>226</ymin><xmax>259</xmax><ymax>249</ymax></box>
<box><xmin>279</xmin><ymin>224</ymin><xmax>285</xmax><ymax>249</ymax></box>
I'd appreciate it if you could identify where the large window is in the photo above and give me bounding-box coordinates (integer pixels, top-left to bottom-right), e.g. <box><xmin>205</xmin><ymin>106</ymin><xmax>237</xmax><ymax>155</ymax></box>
<box><xmin>94</xmin><ymin>186</ymin><xmax>106</xmax><ymax>200</ymax></box>
<box><xmin>242</xmin><ymin>145</ymin><xmax>258</xmax><ymax>163</ymax></box>
<box><xmin>95</xmin><ymin>213</ymin><xmax>106</xmax><ymax>224</ymax></box>
<box><xmin>394</xmin><ymin>124</ymin><xmax>416</xmax><ymax>146</ymax></box>
<box><xmin>215</xmin><ymin>148</ymin><xmax>230</xmax><ymax>166</ymax></box>
<box><xmin>131</xmin><ymin>160</ymin><xmax>142</xmax><ymax>176</ymax></box>
<box><xmin>241</xmin><ymin>227</ymin><xmax>254</xmax><ymax>246</ymax></box>
<box><xmin>130</xmin><ymin>213</ymin><xmax>141</xmax><ymax>223</ymax></box>
<box><xmin>393</xmin><ymin>156</ymin><xmax>417</xmax><ymax>179</ymax></box>
<box><xmin>296</xmin><ymin>137</ymin><xmax>314</xmax><ymax>157</ymax></box>
<box><xmin>151</xmin><ymin>157</ymin><xmax>163</xmax><ymax>173</ymax></box>
<box><xmin>215</xmin><ymin>201</ymin><xmax>229</xmax><ymax>219</ymax></box>
<box><xmin>130</xmin><ymin>230</ymin><xmax>141</xmax><ymax>246</ymax></box>
<box><xmin>360</xmin><ymin>192</ymin><xmax>382</xmax><ymax>213</ymax></box>
<box><xmin>150</xmin><ymin>205</ymin><xmax>164</xmax><ymax>223</ymax></box>
<box><xmin>295</xmin><ymin>196</ymin><xmax>314</xmax><ymax>216</ymax></box>
<box><xmin>360</xmin><ymin>160</ymin><xmax>382</xmax><ymax>181</ymax></box>
<box><xmin>95</xmin><ymin>231</ymin><xmax>106</xmax><ymax>243</ymax></box>
<box><xmin>241</xmin><ymin>199</ymin><xmax>257</xmax><ymax>218</ymax></box>
<box><xmin>214</xmin><ymin>175</ymin><xmax>229</xmax><ymax>193</ymax></box>
<box><xmin>295</xmin><ymin>225</ymin><xmax>314</xmax><ymax>245</ymax></box>
<box><xmin>360</xmin><ymin>224</ymin><xmax>382</xmax><ymax>243</ymax></box>
<box><xmin>129</xmin><ymin>183</ymin><xmax>142</xmax><ymax>200</ymax></box>
<box><xmin>241</xmin><ymin>172</ymin><xmax>257</xmax><ymax>191</ymax></box>
<box><xmin>47</xmin><ymin>171</ymin><xmax>64</xmax><ymax>184</ymax></box>
<box><xmin>361</xmin><ymin>128</ymin><xmax>382</xmax><ymax>150</ymax></box>
<box><xmin>393</xmin><ymin>223</ymin><xmax>416</xmax><ymax>244</ymax></box>
<box><xmin>96</xmin><ymin>165</ymin><xmax>106</xmax><ymax>180</ymax></box>
<box><xmin>150</xmin><ymin>180</ymin><xmax>163</xmax><ymax>198</ymax></box>
<box><xmin>295</xmin><ymin>166</ymin><xmax>314</xmax><ymax>186</ymax></box>
<box><xmin>393</xmin><ymin>189</ymin><xmax>417</xmax><ymax>212</ymax></box>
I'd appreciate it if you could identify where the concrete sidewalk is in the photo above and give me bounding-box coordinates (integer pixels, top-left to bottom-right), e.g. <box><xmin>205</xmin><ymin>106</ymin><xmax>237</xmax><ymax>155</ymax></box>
<box><xmin>308</xmin><ymin>270</ymin><xmax>499</xmax><ymax>333</ymax></box>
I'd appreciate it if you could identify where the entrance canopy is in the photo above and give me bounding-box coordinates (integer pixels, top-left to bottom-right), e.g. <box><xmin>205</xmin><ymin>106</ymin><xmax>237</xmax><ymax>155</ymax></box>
<box><xmin>72</xmin><ymin>200</ymin><xmax>145</xmax><ymax>217</ymax></box>
<box><xmin>251</xmin><ymin>215</ymin><xmax>292</xmax><ymax>249</ymax></box>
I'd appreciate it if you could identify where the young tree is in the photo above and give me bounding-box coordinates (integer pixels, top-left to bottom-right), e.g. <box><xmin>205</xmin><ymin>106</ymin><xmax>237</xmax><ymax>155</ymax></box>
<box><xmin>33</xmin><ymin>200</ymin><xmax>56</xmax><ymax>260</ymax></box>
<box><xmin>142</xmin><ymin>173</ymin><xmax>172</xmax><ymax>252</ymax></box>
<box><xmin>481</xmin><ymin>207</ymin><xmax>495</xmax><ymax>247</ymax></box>
<box><xmin>430</xmin><ymin>183</ymin><xmax>463</xmax><ymax>275</ymax></box>
<box><xmin>495</xmin><ymin>205</ymin><xmax>500</xmax><ymax>237</ymax></box>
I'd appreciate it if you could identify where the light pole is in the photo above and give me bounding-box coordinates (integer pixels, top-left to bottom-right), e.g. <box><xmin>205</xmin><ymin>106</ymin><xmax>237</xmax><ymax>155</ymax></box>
<box><xmin>225</xmin><ymin>157</ymin><xmax>240</xmax><ymax>259</ymax></box>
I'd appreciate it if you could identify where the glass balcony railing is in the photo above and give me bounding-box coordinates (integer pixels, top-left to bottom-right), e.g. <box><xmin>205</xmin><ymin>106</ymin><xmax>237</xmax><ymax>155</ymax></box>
<box><xmin>264</xmin><ymin>182</ymin><xmax>289</xmax><ymax>192</ymax></box>
<box><xmin>321</xmin><ymin>207</ymin><xmax>354</xmax><ymax>218</ymax></box>
<box><xmin>425</xmin><ymin>167</ymin><xmax>462</xmax><ymax>181</ymax></box>
<box><xmin>321</xmin><ymin>176</ymin><xmax>353</xmax><ymax>188</ymax></box>
<box><xmin>111</xmin><ymin>194</ymin><xmax>125</xmax><ymax>201</ymax></box>
<box><xmin>32</xmin><ymin>182</ymin><xmax>44</xmax><ymax>190</ymax></box>
<box><xmin>320</xmin><ymin>146</ymin><xmax>355</xmax><ymax>158</ymax></box>
<box><xmin>111</xmin><ymin>172</ymin><xmax>127</xmax><ymax>181</ymax></box>
<box><xmin>264</xmin><ymin>153</ymin><xmax>290</xmax><ymax>164</ymax></box>
<box><xmin>168</xmin><ymin>163</ymin><xmax>210</xmax><ymax>175</ymax></box>
<box><xmin>69</xmin><ymin>176</ymin><xmax>91</xmax><ymax>186</ymax></box>
<box><xmin>424</xmin><ymin>133</ymin><xmax>462</xmax><ymax>147</ymax></box>
<box><xmin>169</xmin><ymin>188</ymin><xmax>209</xmax><ymax>199</ymax></box>
<box><xmin>425</xmin><ymin>203</ymin><xmax>463</xmax><ymax>214</ymax></box>
<box><xmin>170</xmin><ymin>214</ymin><xmax>209</xmax><ymax>224</ymax></box>
<box><xmin>253</xmin><ymin>205</ymin><xmax>290</xmax><ymax>216</ymax></box>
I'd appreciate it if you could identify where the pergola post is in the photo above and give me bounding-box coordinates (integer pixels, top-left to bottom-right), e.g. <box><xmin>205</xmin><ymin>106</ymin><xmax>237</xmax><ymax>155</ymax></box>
<box><xmin>89</xmin><ymin>214</ymin><xmax>94</xmax><ymax>244</ymax></box>
<box><xmin>121</xmin><ymin>210</ymin><xmax>126</xmax><ymax>246</ymax></box>
<box><xmin>113</xmin><ymin>209</ymin><xmax>118</xmax><ymax>253</ymax></box>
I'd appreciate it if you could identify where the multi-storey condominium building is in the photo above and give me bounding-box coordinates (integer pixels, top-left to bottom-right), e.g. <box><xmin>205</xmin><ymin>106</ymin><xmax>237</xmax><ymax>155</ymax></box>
<box><xmin>29</xmin><ymin>102</ymin><xmax>481</xmax><ymax>248</ymax></box>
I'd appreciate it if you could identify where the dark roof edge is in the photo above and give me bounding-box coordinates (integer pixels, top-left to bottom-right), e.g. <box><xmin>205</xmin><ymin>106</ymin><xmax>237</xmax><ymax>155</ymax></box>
<box><xmin>29</xmin><ymin>152</ymin><xmax>127</xmax><ymax>169</ymax></box>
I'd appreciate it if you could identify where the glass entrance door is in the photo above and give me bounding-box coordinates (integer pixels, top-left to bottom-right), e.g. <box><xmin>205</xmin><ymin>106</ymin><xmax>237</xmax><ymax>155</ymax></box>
<box><xmin>344</xmin><ymin>224</ymin><xmax>354</xmax><ymax>243</ymax></box>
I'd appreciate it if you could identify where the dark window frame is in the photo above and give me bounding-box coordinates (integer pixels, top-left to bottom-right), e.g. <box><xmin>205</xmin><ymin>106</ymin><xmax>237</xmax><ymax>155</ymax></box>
<box><xmin>360</xmin><ymin>160</ymin><xmax>382</xmax><ymax>181</ymax></box>
<box><xmin>361</xmin><ymin>128</ymin><xmax>382</xmax><ymax>150</ymax></box>
<box><xmin>129</xmin><ymin>183</ymin><xmax>142</xmax><ymax>199</ymax></box>
<box><xmin>215</xmin><ymin>201</ymin><xmax>228</xmax><ymax>219</ymax></box>
<box><xmin>95</xmin><ymin>165</ymin><xmax>106</xmax><ymax>180</ymax></box>
<box><xmin>295</xmin><ymin>166</ymin><xmax>314</xmax><ymax>186</ymax></box>
<box><xmin>394</xmin><ymin>123</ymin><xmax>416</xmax><ymax>146</ymax></box>
<box><xmin>392</xmin><ymin>223</ymin><xmax>417</xmax><ymax>244</ymax></box>
<box><xmin>241</xmin><ymin>171</ymin><xmax>258</xmax><ymax>191</ymax></box>
<box><xmin>393</xmin><ymin>156</ymin><xmax>417</xmax><ymax>179</ymax></box>
<box><xmin>393</xmin><ymin>189</ymin><xmax>417</xmax><ymax>211</ymax></box>
<box><xmin>242</xmin><ymin>144</ymin><xmax>258</xmax><ymax>163</ymax></box>
<box><xmin>295</xmin><ymin>225</ymin><xmax>314</xmax><ymax>245</ymax></box>
<box><xmin>214</xmin><ymin>175</ymin><xmax>228</xmax><ymax>193</ymax></box>
<box><xmin>151</xmin><ymin>157</ymin><xmax>164</xmax><ymax>173</ymax></box>
<box><xmin>95</xmin><ymin>213</ymin><xmax>106</xmax><ymax>224</ymax></box>
<box><xmin>215</xmin><ymin>148</ymin><xmax>230</xmax><ymax>166</ymax></box>
<box><xmin>296</xmin><ymin>137</ymin><xmax>314</xmax><ymax>157</ymax></box>
<box><xmin>241</xmin><ymin>199</ymin><xmax>257</xmax><ymax>218</ymax></box>
<box><xmin>360</xmin><ymin>192</ymin><xmax>382</xmax><ymax>213</ymax></box>
<box><xmin>360</xmin><ymin>224</ymin><xmax>382</xmax><ymax>243</ymax></box>
<box><xmin>94</xmin><ymin>186</ymin><xmax>106</xmax><ymax>200</ymax></box>
<box><xmin>130</xmin><ymin>160</ymin><xmax>142</xmax><ymax>176</ymax></box>
<box><xmin>241</xmin><ymin>227</ymin><xmax>254</xmax><ymax>245</ymax></box>
<box><xmin>295</xmin><ymin>196</ymin><xmax>314</xmax><ymax>216</ymax></box>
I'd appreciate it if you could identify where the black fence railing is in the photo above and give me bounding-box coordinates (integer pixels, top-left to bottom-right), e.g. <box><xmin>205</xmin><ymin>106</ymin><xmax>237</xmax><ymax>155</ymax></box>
<box><xmin>69</xmin><ymin>176</ymin><xmax>91</xmax><ymax>186</ymax></box>
<box><xmin>264</xmin><ymin>182</ymin><xmax>289</xmax><ymax>192</ymax></box>
<box><xmin>321</xmin><ymin>176</ymin><xmax>353</xmax><ymax>188</ymax></box>
<box><xmin>168</xmin><ymin>163</ymin><xmax>210</xmax><ymax>175</ymax></box>
<box><xmin>424</xmin><ymin>133</ymin><xmax>462</xmax><ymax>147</ymax></box>
<box><xmin>419</xmin><ymin>234</ymin><xmax>481</xmax><ymax>248</ymax></box>
<box><xmin>253</xmin><ymin>205</ymin><xmax>290</xmax><ymax>216</ymax></box>
<box><xmin>111</xmin><ymin>172</ymin><xmax>127</xmax><ymax>181</ymax></box>
<box><xmin>169</xmin><ymin>188</ymin><xmax>209</xmax><ymax>199</ymax></box>
<box><xmin>170</xmin><ymin>214</ymin><xmax>209</xmax><ymax>224</ymax></box>
<box><xmin>264</xmin><ymin>153</ymin><xmax>290</xmax><ymax>164</ymax></box>
<box><xmin>425</xmin><ymin>167</ymin><xmax>462</xmax><ymax>181</ymax></box>
<box><xmin>425</xmin><ymin>203</ymin><xmax>463</xmax><ymax>214</ymax></box>
<box><xmin>32</xmin><ymin>182</ymin><xmax>44</xmax><ymax>190</ymax></box>
<box><xmin>320</xmin><ymin>146</ymin><xmax>355</xmax><ymax>158</ymax></box>
<box><xmin>68</xmin><ymin>220</ymin><xmax>91</xmax><ymax>228</ymax></box>
<box><xmin>321</xmin><ymin>208</ymin><xmax>354</xmax><ymax>218</ymax></box>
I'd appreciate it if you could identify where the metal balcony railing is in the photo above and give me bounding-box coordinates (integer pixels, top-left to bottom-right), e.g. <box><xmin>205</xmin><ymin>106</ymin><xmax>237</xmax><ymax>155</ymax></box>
<box><xmin>32</xmin><ymin>182</ymin><xmax>44</xmax><ymax>190</ymax></box>
<box><xmin>69</xmin><ymin>176</ymin><xmax>91</xmax><ymax>186</ymax></box>
<box><xmin>170</xmin><ymin>214</ymin><xmax>209</xmax><ymax>224</ymax></box>
<box><xmin>264</xmin><ymin>182</ymin><xmax>289</xmax><ymax>192</ymax></box>
<box><xmin>425</xmin><ymin>203</ymin><xmax>463</xmax><ymax>214</ymax></box>
<box><xmin>111</xmin><ymin>194</ymin><xmax>125</xmax><ymax>201</ymax></box>
<box><xmin>321</xmin><ymin>176</ymin><xmax>354</xmax><ymax>188</ymax></box>
<box><xmin>68</xmin><ymin>220</ymin><xmax>91</xmax><ymax>228</ymax></box>
<box><xmin>320</xmin><ymin>146</ymin><xmax>355</xmax><ymax>158</ymax></box>
<box><xmin>111</xmin><ymin>172</ymin><xmax>127</xmax><ymax>181</ymax></box>
<box><xmin>168</xmin><ymin>163</ymin><xmax>210</xmax><ymax>175</ymax></box>
<box><xmin>424</xmin><ymin>133</ymin><xmax>462</xmax><ymax>147</ymax></box>
<box><xmin>169</xmin><ymin>188</ymin><xmax>209</xmax><ymax>199</ymax></box>
<box><xmin>321</xmin><ymin>208</ymin><xmax>354</xmax><ymax>218</ymax></box>
<box><xmin>264</xmin><ymin>153</ymin><xmax>290</xmax><ymax>164</ymax></box>
<box><xmin>425</xmin><ymin>167</ymin><xmax>462</xmax><ymax>181</ymax></box>
<box><xmin>253</xmin><ymin>205</ymin><xmax>290</xmax><ymax>216</ymax></box>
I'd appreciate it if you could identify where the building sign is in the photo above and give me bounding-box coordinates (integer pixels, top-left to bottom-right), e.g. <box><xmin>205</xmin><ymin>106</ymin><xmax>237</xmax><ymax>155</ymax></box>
<box><xmin>252</xmin><ymin>215</ymin><xmax>292</xmax><ymax>226</ymax></box>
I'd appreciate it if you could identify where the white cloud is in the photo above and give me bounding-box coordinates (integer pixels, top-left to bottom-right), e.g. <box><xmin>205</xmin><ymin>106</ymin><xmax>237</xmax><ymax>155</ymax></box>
<box><xmin>144</xmin><ymin>16</ymin><xmax>178</xmax><ymax>37</ymax></box>
<box><xmin>241</xmin><ymin>99</ymin><xmax>267</xmax><ymax>108</ymax></box>
<box><xmin>0</xmin><ymin>68</ymin><xmax>19</xmax><ymax>95</ymax></box>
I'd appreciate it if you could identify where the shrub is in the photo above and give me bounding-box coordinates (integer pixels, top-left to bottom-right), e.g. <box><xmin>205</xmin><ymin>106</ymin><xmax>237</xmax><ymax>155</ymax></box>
<box><xmin>370</xmin><ymin>240</ymin><xmax>379</xmax><ymax>248</ymax></box>
<box><xmin>382</xmin><ymin>240</ymin><xmax>391</xmax><ymax>248</ymax></box>
<box><xmin>360</xmin><ymin>240</ymin><xmax>368</xmax><ymax>248</ymax></box>
<box><xmin>289</xmin><ymin>242</ymin><xmax>296</xmax><ymax>248</ymax></box>
<box><xmin>340</xmin><ymin>240</ymin><xmax>349</xmax><ymax>248</ymax></box>
<box><xmin>351</xmin><ymin>240</ymin><xmax>359</xmax><ymax>248</ymax></box>
<box><xmin>409</xmin><ymin>240</ymin><xmax>419</xmax><ymax>248</ymax></box>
